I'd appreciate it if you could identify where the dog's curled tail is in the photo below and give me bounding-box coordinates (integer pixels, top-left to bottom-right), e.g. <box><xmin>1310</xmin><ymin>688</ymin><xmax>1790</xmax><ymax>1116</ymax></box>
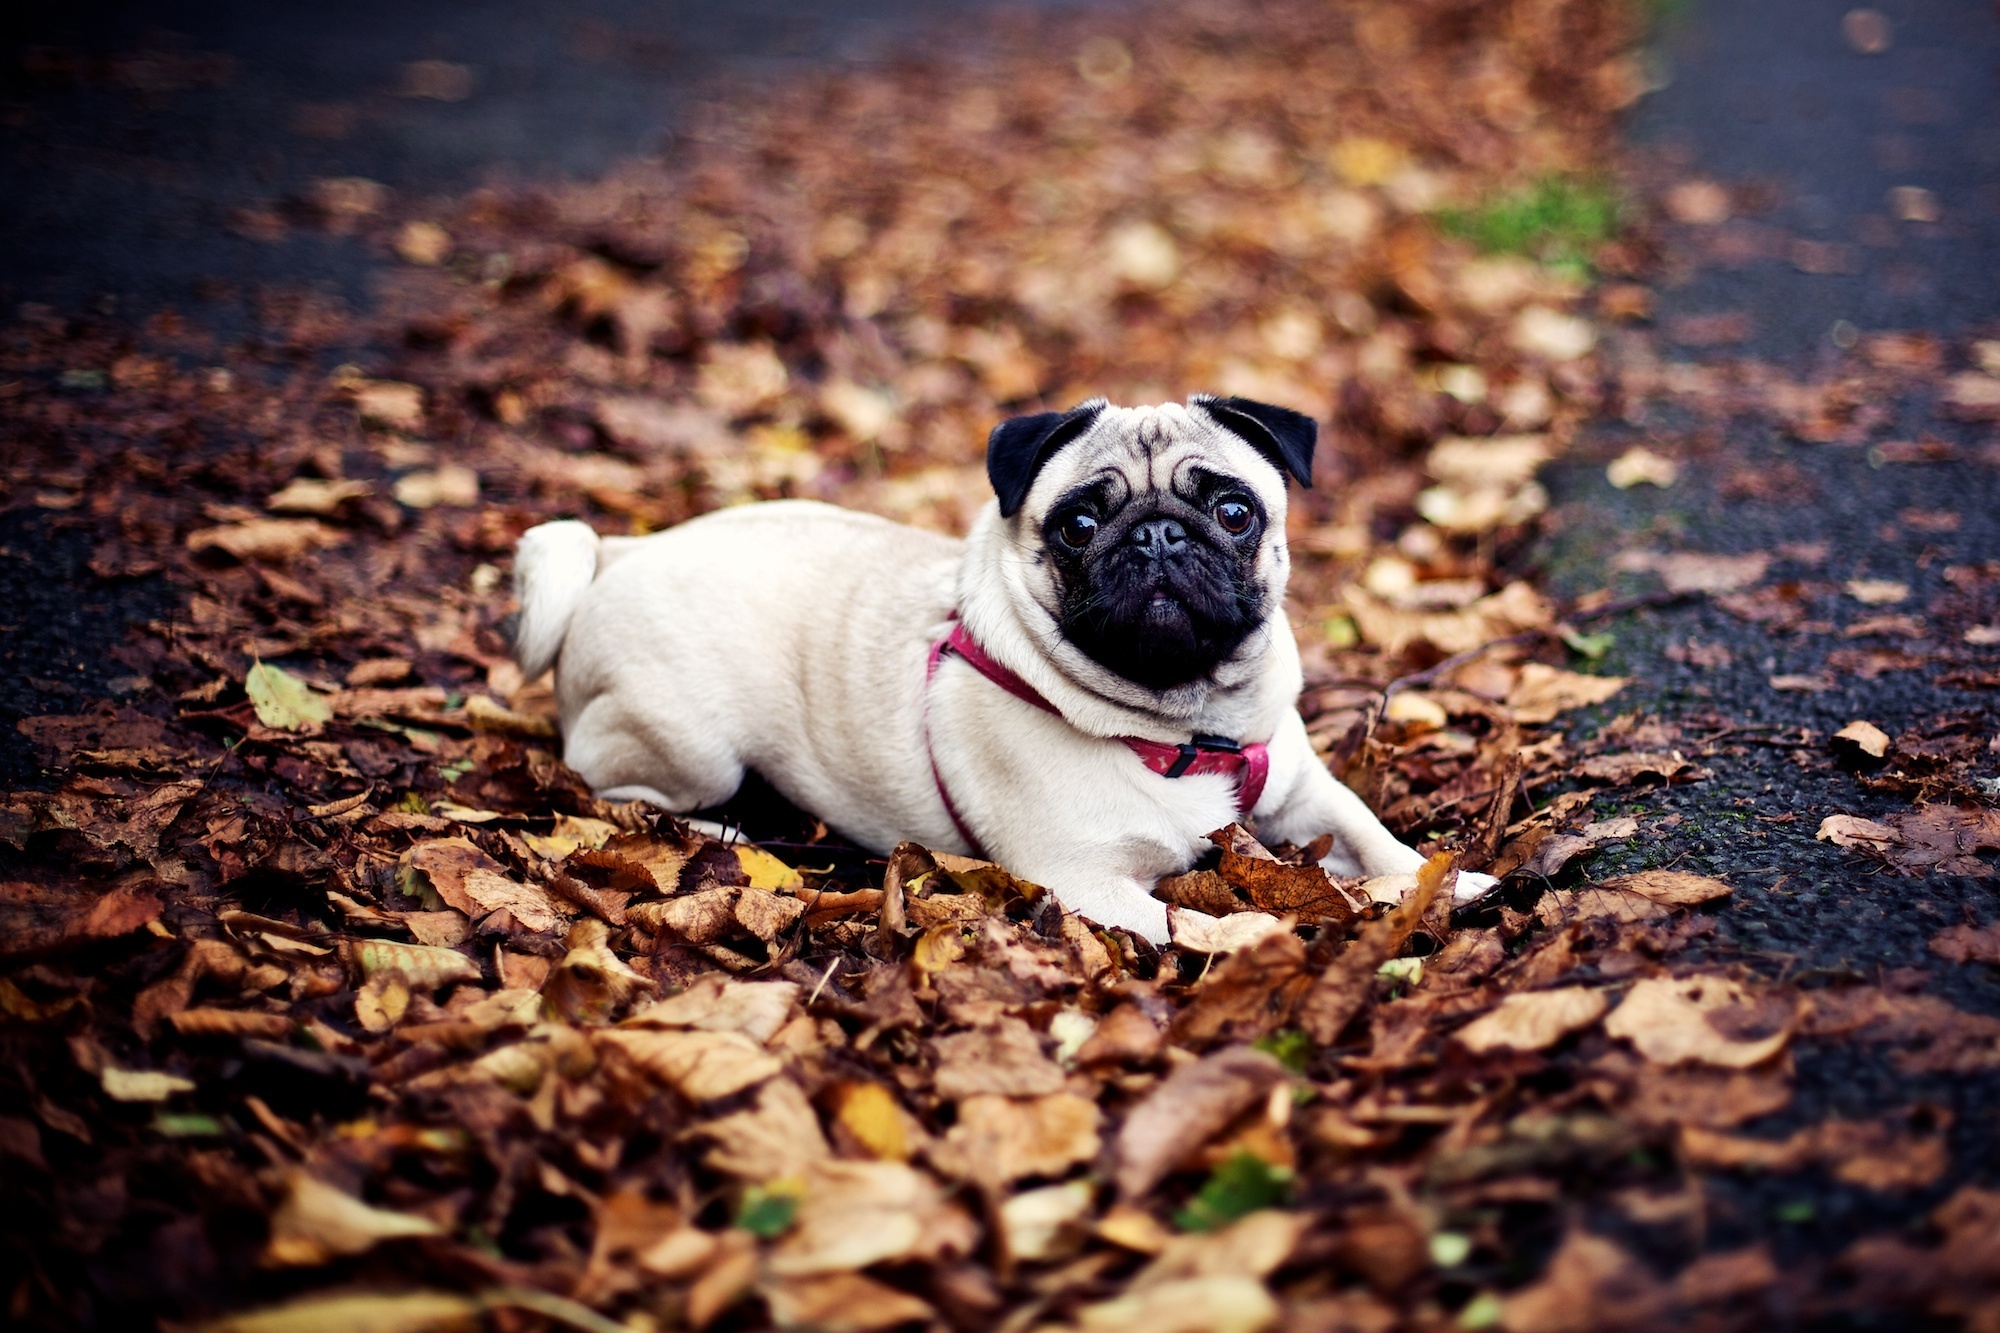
<box><xmin>513</xmin><ymin>520</ymin><xmax>601</xmax><ymax>680</ymax></box>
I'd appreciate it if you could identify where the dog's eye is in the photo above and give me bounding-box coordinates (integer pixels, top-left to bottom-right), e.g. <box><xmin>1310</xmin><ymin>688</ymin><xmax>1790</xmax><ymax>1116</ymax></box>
<box><xmin>1213</xmin><ymin>498</ymin><xmax>1254</xmax><ymax>534</ymax></box>
<box><xmin>1055</xmin><ymin>510</ymin><xmax>1099</xmax><ymax>548</ymax></box>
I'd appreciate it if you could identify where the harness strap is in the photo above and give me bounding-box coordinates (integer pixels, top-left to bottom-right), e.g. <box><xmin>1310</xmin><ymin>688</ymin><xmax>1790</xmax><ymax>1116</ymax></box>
<box><xmin>923</xmin><ymin>621</ymin><xmax>1270</xmax><ymax>856</ymax></box>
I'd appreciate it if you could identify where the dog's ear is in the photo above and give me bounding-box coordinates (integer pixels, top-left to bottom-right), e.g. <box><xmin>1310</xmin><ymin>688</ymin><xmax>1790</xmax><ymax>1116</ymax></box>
<box><xmin>986</xmin><ymin>399</ymin><xmax>1107</xmax><ymax>518</ymax></box>
<box><xmin>1194</xmin><ymin>394</ymin><xmax>1316</xmax><ymax>489</ymax></box>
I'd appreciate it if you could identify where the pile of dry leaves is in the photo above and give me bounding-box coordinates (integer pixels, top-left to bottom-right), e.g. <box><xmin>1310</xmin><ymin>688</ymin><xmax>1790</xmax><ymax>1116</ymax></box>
<box><xmin>2</xmin><ymin>0</ymin><xmax>1997</xmax><ymax>1329</ymax></box>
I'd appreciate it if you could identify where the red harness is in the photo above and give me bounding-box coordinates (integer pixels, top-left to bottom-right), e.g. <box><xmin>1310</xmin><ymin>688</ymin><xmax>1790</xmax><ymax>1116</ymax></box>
<box><xmin>923</xmin><ymin>622</ymin><xmax>1270</xmax><ymax>857</ymax></box>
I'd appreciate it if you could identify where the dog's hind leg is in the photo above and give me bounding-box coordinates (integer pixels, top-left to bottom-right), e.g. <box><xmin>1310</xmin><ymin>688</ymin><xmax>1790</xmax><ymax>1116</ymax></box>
<box><xmin>560</xmin><ymin>694</ymin><xmax>746</xmax><ymax>816</ymax></box>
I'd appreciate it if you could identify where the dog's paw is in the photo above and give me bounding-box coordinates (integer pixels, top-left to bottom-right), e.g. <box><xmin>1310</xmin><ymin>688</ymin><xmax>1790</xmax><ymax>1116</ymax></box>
<box><xmin>1452</xmin><ymin>870</ymin><xmax>1501</xmax><ymax>904</ymax></box>
<box><xmin>1058</xmin><ymin>882</ymin><xmax>1170</xmax><ymax>946</ymax></box>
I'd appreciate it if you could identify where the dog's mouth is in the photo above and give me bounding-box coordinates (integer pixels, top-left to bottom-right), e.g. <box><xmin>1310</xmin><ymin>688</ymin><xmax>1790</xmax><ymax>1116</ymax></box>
<box><xmin>1061</xmin><ymin>560</ymin><xmax>1259</xmax><ymax>691</ymax></box>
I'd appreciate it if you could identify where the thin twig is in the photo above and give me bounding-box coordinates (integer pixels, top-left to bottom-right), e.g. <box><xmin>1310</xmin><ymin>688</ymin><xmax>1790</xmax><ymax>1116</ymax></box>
<box><xmin>806</xmin><ymin>955</ymin><xmax>841</xmax><ymax>1006</ymax></box>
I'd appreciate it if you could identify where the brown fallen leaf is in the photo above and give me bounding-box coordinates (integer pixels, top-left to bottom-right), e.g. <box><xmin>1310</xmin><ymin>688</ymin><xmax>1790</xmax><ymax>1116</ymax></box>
<box><xmin>168</xmin><ymin>1008</ymin><xmax>294</xmax><ymax>1040</ymax></box>
<box><xmin>1679</xmin><ymin>1109</ymin><xmax>1948</xmax><ymax>1191</ymax></box>
<box><xmin>767</xmin><ymin>1160</ymin><xmax>978</xmax><ymax>1277</ymax></box>
<box><xmin>1505</xmin><ymin>663</ymin><xmax>1628</xmax><ymax>724</ymax></box>
<box><xmin>1169</xmin><ymin>928</ymin><xmax>1308</xmax><ymax>1049</ymax></box>
<box><xmin>1598</xmin><ymin>870</ymin><xmax>1731</xmax><ymax>906</ymax></box>
<box><xmin>1114</xmin><ymin>1046</ymin><xmax>1289</xmax><ymax>1200</ymax></box>
<box><xmin>1576</xmin><ymin>751</ymin><xmax>1689</xmax><ymax>784</ymax></box>
<box><xmin>1064</xmin><ymin>1275</ymin><xmax>1279</xmax><ymax>1333</ymax></box>
<box><xmin>460</xmin><ymin>869</ymin><xmax>565</xmax><ymax>933</ymax></box>
<box><xmin>1454</xmin><ymin>986</ymin><xmax>1607</xmax><ymax>1054</ymax></box>
<box><xmin>1609</xmin><ymin>1052</ymin><xmax>1795</xmax><ymax>1130</ymax></box>
<box><xmin>1672</xmin><ymin>1245</ymin><xmax>1778</xmax><ymax>1306</ymax></box>
<box><xmin>597</xmin><ymin>1028</ymin><xmax>781</xmax><ymax>1102</ymax></box>
<box><xmin>696</xmin><ymin>1076</ymin><xmax>831</xmax><ymax>1181</ymax></box>
<box><xmin>930</xmin><ymin>1092</ymin><xmax>1101</xmax><ymax>1187</ymax></box>
<box><xmin>1132</xmin><ymin>1210</ymin><xmax>1312</xmax><ymax>1288</ymax></box>
<box><xmin>1929</xmin><ymin>921</ymin><xmax>2000</xmax><ymax>965</ymax></box>
<box><xmin>760</xmin><ymin>1272</ymin><xmax>935</xmax><ymax>1333</ymax></box>
<box><xmin>1816</xmin><ymin>813</ymin><xmax>1900</xmax><ymax>851</ymax></box>
<box><xmin>932</xmin><ymin>1018</ymin><xmax>1066</xmax><ymax>1100</ymax></box>
<box><xmin>185</xmin><ymin>519</ymin><xmax>344</xmax><ymax>563</ymax></box>
<box><xmin>1800</xmin><ymin>987</ymin><xmax>2000</xmax><ymax>1073</ymax></box>
<box><xmin>627</xmin><ymin>974</ymin><xmax>799</xmax><ymax>1042</ymax></box>
<box><xmin>0</xmin><ymin>878</ymin><xmax>163</xmax><ymax>959</ymax></box>
<box><xmin>1834</xmin><ymin>719</ymin><xmax>1892</xmax><ymax>759</ymax></box>
<box><xmin>1216</xmin><ymin>841</ymin><xmax>1360</xmax><ymax>922</ymax></box>
<box><xmin>1169</xmin><ymin>907</ymin><xmax>1289</xmax><ymax>954</ymax></box>
<box><xmin>400</xmin><ymin>838</ymin><xmax>510</xmax><ymax>916</ymax></box>
<box><xmin>1298</xmin><ymin>852</ymin><xmax>1455</xmax><ymax>1044</ymax></box>
<box><xmin>1075</xmin><ymin>1003</ymin><xmax>1165</xmax><ymax>1068</ymax></box>
<box><xmin>1500</xmin><ymin>1230</ymin><xmax>1668</xmax><ymax>1332</ymax></box>
<box><xmin>628</xmin><ymin>887</ymin><xmax>739</xmax><ymax>944</ymax></box>
<box><xmin>1604</xmin><ymin>975</ymin><xmax>1794</xmax><ymax>1068</ymax></box>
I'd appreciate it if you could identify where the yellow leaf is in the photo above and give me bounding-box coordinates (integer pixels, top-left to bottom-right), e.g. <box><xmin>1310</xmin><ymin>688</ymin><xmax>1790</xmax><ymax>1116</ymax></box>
<box><xmin>199</xmin><ymin>1290</ymin><xmax>477</xmax><ymax>1333</ymax></box>
<box><xmin>100</xmin><ymin>1066</ymin><xmax>196</xmax><ymax>1102</ymax></box>
<box><xmin>735</xmin><ymin>844</ymin><xmax>803</xmax><ymax>892</ymax></box>
<box><xmin>264</xmin><ymin>1172</ymin><xmax>443</xmax><ymax>1266</ymax></box>
<box><xmin>829</xmin><ymin>1081</ymin><xmax>912</xmax><ymax>1162</ymax></box>
<box><xmin>245</xmin><ymin>662</ymin><xmax>332</xmax><ymax>731</ymax></box>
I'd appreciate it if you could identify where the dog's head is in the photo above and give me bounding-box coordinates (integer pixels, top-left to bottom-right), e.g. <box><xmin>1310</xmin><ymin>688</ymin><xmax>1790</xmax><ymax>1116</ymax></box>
<box><xmin>985</xmin><ymin>396</ymin><xmax>1314</xmax><ymax>692</ymax></box>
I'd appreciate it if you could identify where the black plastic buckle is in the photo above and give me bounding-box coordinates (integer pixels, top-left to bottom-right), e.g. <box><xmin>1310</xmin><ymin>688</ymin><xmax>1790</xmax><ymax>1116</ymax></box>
<box><xmin>1164</xmin><ymin>734</ymin><xmax>1241</xmax><ymax>779</ymax></box>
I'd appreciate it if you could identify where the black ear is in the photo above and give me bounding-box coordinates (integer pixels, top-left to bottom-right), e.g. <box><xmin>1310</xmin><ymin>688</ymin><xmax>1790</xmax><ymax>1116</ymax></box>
<box><xmin>986</xmin><ymin>399</ymin><xmax>1107</xmax><ymax>518</ymax></box>
<box><xmin>1194</xmin><ymin>394</ymin><xmax>1316</xmax><ymax>489</ymax></box>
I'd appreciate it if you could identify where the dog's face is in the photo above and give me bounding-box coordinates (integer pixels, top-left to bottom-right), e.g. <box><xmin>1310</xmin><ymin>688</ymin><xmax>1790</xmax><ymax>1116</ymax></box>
<box><xmin>986</xmin><ymin>396</ymin><xmax>1315</xmax><ymax>692</ymax></box>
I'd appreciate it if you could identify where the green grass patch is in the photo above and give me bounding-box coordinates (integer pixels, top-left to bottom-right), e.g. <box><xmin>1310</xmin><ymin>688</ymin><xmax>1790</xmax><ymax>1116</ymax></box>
<box><xmin>1437</xmin><ymin>176</ymin><xmax>1621</xmax><ymax>275</ymax></box>
<box><xmin>1174</xmin><ymin>1153</ymin><xmax>1294</xmax><ymax>1231</ymax></box>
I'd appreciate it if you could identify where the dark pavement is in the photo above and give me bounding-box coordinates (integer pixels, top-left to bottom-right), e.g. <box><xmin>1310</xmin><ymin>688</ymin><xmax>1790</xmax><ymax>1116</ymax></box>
<box><xmin>1540</xmin><ymin>0</ymin><xmax>2000</xmax><ymax>1271</ymax></box>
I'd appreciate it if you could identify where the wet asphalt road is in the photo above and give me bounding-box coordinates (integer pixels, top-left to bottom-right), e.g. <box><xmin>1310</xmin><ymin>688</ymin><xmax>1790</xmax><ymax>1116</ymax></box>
<box><xmin>1541</xmin><ymin>0</ymin><xmax>2000</xmax><ymax>1272</ymax></box>
<box><xmin>2</xmin><ymin>0</ymin><xmax>1999</xmax><ymax>1289</ymax></box>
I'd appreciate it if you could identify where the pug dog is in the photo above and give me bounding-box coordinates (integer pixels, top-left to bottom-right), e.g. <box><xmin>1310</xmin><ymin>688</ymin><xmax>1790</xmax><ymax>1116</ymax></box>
<box><xmin>513</xmin><ymin>395</ymin><xmax>1495</xmax><ymax>943</ymax></box>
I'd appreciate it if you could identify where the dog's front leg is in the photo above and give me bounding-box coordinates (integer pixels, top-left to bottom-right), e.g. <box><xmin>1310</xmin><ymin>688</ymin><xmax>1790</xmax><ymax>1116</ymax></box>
<box><xmin>1255</xmin><ymin>712</ymin><xmax>1498</xmax><ymax>903</ymax></box>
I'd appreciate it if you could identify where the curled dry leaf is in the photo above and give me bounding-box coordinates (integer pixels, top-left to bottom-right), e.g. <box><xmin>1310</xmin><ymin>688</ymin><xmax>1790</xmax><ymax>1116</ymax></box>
<box><xmin>1604</xmin><ymin>975</ymin><xmax>1794</xmax><ymax>1068</ymax></box>
<box><xmin>1455</xmin><ymin>986</ymin><xmax>1608</xmax><ymax>1054</ymax></box>
<box><xmin>460</xmin><ymin>869</ymin><xmax>565</xmax><ymax>932</ymax></box>
<box><xmin>1834</xmin><ymin>720</ymin><xmax>1892</xmax><ymax>759</ymax></box>
<box><xmin>346</xmin><ymin>938</ymin><xmax>480</xmax><ymax>990</ymax></box>
<box><xmin>1115</xmin><ymin>1046</ymin><xmax>1289</xmax><ymax>1200</ymax></box>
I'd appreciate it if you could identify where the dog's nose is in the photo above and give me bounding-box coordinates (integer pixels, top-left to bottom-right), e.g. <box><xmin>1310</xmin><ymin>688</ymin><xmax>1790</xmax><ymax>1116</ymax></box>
<box><xmin>1128</xmin><ymin>517</ymin><xmax>1188</xmax><ymax>557</ymax></box>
